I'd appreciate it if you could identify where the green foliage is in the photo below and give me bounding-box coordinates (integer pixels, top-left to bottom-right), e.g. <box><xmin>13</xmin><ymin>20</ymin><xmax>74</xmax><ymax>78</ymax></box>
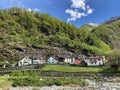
<box><xmin>107</xmin><ymin>50</ymin><xmax>120</xmax><ymax>70</ymax></box>
<box><xmin>10</xmin><ymin>71</ymin><xmax>88</xmax><ymax>87</ymax></box>
<box><xmin>0</xmin><ymin>80</ymin><xmax>13</xmax><ymax>89</ymax></box>
<box><xmin>93</xmin><ymin>20</ymin><xmax>120</xmax><ymax>49</ymax></box>
<box><xmin>41</xmin><ymin>65</ymin><xmax>103</xmax><ymax>72</ymax></box>
<box><xmin>0</xmin><ymin>7</ymin><xmax>115</xmax><ymax>63</ymax></box>
<box><xmin>32</xmin><ymin>87</ymin><xmax>39</xmax><ymax>90</ymax></box>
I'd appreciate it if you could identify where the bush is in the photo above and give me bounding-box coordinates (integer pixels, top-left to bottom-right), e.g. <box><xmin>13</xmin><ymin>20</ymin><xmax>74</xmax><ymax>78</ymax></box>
<box><xmin>54</xmin><ymin>80</ymin><xmax>61</xmax><ymax>86</ymax></box>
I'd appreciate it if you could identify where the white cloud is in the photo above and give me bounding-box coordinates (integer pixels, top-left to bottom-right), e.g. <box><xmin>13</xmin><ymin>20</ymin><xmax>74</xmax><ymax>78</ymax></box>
<box><xmin>71</xmin><ymin>0</ymin><xmax>86</xmax><ymax>10</ymax></box>
<box><xmin>65</xmin><ymin>9</ymin><xmax>86</xmax><ymax>22</ymax></box>
<box><xmin>87</xmin><ymin>8</ymin><xmax>93</xmax><ymax>14</ymax></box>
<box><xmin>65</xmin><ymin>0</ymin><xmax>94</xmax><ymax>22</ymax></box>
<box><xmin>87</xmin><ymin>5</ymin><xmax>94</xmax><ymax>14</ymax></box>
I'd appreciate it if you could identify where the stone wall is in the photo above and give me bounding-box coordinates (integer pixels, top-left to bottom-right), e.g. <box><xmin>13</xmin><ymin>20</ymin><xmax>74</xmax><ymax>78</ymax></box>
<box><xmin>0</xmin><ymin>64</ymin><xmax>45</xmax><ymax>70</ymax></box>
<box><xmin>41</xmin><ymin>71</ymin><xmax>120</xmax><ymax>77</ymax></box>
<box><xmin>0</xmin><ymin>68</ymin><xmax>120</xmax><ymax>77</ymax></box>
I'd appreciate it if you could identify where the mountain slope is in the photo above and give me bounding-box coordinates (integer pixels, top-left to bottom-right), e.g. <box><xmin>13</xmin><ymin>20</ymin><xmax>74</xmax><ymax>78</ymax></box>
<box><xmin>0</xmin><ymin>7</ymin><xmax>111</xmax><ymax>64</ymax></box>
<box><xmin>93</xmin><ymin>18</ymin><xmax>120</xmax><ymax>49</ymax></box>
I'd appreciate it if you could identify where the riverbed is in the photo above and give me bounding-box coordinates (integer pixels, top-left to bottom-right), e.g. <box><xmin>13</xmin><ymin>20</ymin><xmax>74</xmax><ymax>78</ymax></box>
<box><xmin>9</xmin><ymin>79</ymin><xmax>120</xmax><ymax>90</ymax></box>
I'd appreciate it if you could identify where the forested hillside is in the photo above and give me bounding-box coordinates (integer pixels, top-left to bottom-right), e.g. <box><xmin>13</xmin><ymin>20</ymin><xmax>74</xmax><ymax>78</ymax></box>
<box><xmin>0</xmin><ymin>7</ymin><xmax>115</xmax><ymax>63</ymax></box>
<box><xmin>93</xmin><ymin>18</ymin><xmax>120</xmax><ymax>49</ymax></box>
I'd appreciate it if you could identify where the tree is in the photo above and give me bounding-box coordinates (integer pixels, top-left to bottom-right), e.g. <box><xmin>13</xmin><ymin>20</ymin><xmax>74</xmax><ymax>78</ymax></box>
<box><xmin>108</xmin><ymin>50</ymin><xmax>120</xmax><ymax>70</ymax></box>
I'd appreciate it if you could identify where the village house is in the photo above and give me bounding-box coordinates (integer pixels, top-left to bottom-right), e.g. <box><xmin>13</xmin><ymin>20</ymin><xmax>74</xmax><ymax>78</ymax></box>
<box><xmin>86</xmin><ymin>56</ymin><xmax>104</xmax><ymax>66</ymax></box>
<box><xmin>58</xmin><ymin>57</ymin><xmax>65</xmax><ymax>64</ymax></box>
<box><xmin>79</xmin><ymin>55</ymin><xmax>87</xmax><ymax>66</ymax></box>
<box><xmin>18</xmin><ymin>56</ymin><xmax>32</xmax><ymax>66</ymax></box>
<box><xmin>102</xmin><ymin>56</ymin><xmax>106</xmax><ymax>64</ymax></box>
<box><xmin>75</xmin><ymin>58</ymin><xmax>81</xmax><ymax>65</ymax></box>
<box><xmin>18</xmin><ymin>56</ymin><xmax>46</xmax><ymax>67</ymax></box>
<box><xmin>39</xmin><ymin>57</ymin><xmax>46</xmax><ymax>64</ymax></box>
<box><xmin>47</xmin><ymin>56</ymin><xmax>58</xmax><ymax>64</ymax></box>
<box><xmin>71</xmin><ymin>57</ymin><xmax>75</xmax><ymax>64</ymax></box>
<box><xmin>64</xmin><ymin>56</ymin><xmax>72</xmax><ymax>64</ymax></box>
<box><xmin>70</xmin><ymin>55</ymin><xmax>85</xmax><ymax>66</ymax></box>
<box><xmin>31</xmin><ymin>57</ymin><xmax>42</xmax><ymax>65</ymax></box>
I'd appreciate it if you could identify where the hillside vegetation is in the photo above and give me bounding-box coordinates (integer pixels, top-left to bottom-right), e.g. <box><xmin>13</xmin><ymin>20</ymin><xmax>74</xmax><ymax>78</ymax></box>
<box><xmin>93</xmin><ymin>19</ymin><xmax>120</xmax><ymax>49</ymax></box>
<box><xmin>0</xmin><ymin>7</ymin><xmax>118</xmax><ymax>63</ymax></box>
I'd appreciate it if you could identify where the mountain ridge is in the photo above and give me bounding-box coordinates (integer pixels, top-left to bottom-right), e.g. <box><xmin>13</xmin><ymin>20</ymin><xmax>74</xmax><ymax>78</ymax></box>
<box><xmin>103</xmin><ymin>16</ymin><xmax>120</xmax><ymax>24</ymax></box>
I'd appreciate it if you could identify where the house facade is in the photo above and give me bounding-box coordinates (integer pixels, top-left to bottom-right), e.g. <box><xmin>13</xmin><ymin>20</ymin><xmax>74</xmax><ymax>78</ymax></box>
<box><xmin>75</xmin><ymin>59</ymin><xmax>80</xmax><ymax>65</ymax></box>
<box><xmin>71</xmin><ymin>57</ymin><xmax>75</xmax><ymax>64</ymax></box>
<box><xmin>39</xmin><ymin>58</ymin><xmax>46</xmax><ymax>64</ymax></box>
<box><xmin>64</xmin><ymin>56</ymin><xmax>72</xmax><ymax>64</ymax></box>
<box><xmin>18</xmin><ymin>56</ymin><xmax>32</xmax><ymax>66</ymax></box>
<box><xmin>58</xmin><ymin>57</ymin><xmax>65</xmax><ymax>64</ymax></box>
<box><xmin>86</xmin><ymin>56</ymin><xmax>103</xmax><ymax>66</ymax></box>
<box><xmin>32</xmin><ymin>58</ymin><xmax>40</xmax><ymax>64</ymax></box>
<box><xmin>18</xmin><ymin>56</ymin><xmax>46</xmax><ymax>66</ymax></box>
<box><xmin>47</xmin><ymin>56</ymin><xmax>58</xmax><ymax>64</ymax></box>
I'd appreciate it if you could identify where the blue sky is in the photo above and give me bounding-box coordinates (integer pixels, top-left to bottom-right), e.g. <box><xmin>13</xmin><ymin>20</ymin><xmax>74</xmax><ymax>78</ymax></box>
<box><xmin>0</xmin><ymin>0</ymin><xmax>120</xmax><ymax>27</ymax></box>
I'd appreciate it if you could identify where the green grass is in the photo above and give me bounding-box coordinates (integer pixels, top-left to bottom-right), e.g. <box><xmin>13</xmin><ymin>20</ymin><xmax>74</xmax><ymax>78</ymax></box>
<box><xmin>0</xmin><ymin>76</ymin><xmax>13</xmax><ymax>89</ymax></box>
<box><xmin>41</xmin><ymin>65</ymin><xmax>104</xmax><ymax>72</ymax></box>
<box><xmin>0</xmin><ymin>76</ymin><xmax>9</xmax><ymax>80</ymax></box>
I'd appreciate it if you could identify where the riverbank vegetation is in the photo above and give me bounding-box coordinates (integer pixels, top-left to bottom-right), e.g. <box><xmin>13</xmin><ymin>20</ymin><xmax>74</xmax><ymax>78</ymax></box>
<box><xmin>10</xmin><ymin>76</ymin><xmax>88</xmax><ymax>87</ymax></box>
<box><xmin>0</xmin><ymin>76</ymin><xmax>13</xmax><ymax>89</ymax></box>
<box><xmin>0</xmin><ymin>70</ymin><xmax>88</xmax><ymax>87</ymax></box>
<box><xmin>107</xmin><ymin>50</ymin><xmax>120</xmax><ymax>70</ymax></box>
<box><xmin>0</xmin><ymin>65</ymin><xmax>120</xmax><ymax>87</ymax></box>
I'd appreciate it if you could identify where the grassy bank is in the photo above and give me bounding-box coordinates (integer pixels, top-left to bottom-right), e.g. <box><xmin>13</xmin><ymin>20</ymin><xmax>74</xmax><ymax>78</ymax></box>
<box><xmin>41</xmin><ymin>65</ymin><xmax>104</xmax><ymax>72</ymax></box>
<box><xmin>0</xmin><ymin>76</ymin><xmax>13</xmax><ymax>89</ymax></box>
<box><xmin>0</xmin><ymin>70</ymin><xmax>88</xmax><ymax>87</ymax></box>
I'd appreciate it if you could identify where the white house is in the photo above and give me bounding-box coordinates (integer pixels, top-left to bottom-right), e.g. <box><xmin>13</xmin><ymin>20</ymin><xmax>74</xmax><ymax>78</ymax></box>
<box><xmin>86</xmin><ymin>56</ymin><xmax>103</xmax><ymax>66</ymax></box>
<box><xmin>18</xmin><ymin>56</ymin><xmax>45</xmax><ymax>66</ymax></box>
<box><xmin>18</xmin><ymin>56</ymin><xmax>32</xmax><ymax>66</ymax></box>
<box><xmin>32</xmin><ymin>58</ymin><xmax>40</xmax><ymax>64</ymax></box>
<box><xmin>47</xmin><ymin>56</ymin><xmax>58</xmax><ymax>64</ymax></box>
<box><xmin>64</xmin><ymin>56</ymin><xmax>72</xmax><ymax>64</ymax></box>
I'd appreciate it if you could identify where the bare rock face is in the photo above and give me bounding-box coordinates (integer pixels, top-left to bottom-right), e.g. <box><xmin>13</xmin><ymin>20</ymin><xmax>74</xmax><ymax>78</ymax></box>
<box><xmin>103</xmin><ymin>16</ymin><xmax>120</xmax><ymax>24</ymax></box>
<box><xmin>13</xmin><ymin>46</ymin><xmax>75</xmax><ymax>61</ymax></box>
